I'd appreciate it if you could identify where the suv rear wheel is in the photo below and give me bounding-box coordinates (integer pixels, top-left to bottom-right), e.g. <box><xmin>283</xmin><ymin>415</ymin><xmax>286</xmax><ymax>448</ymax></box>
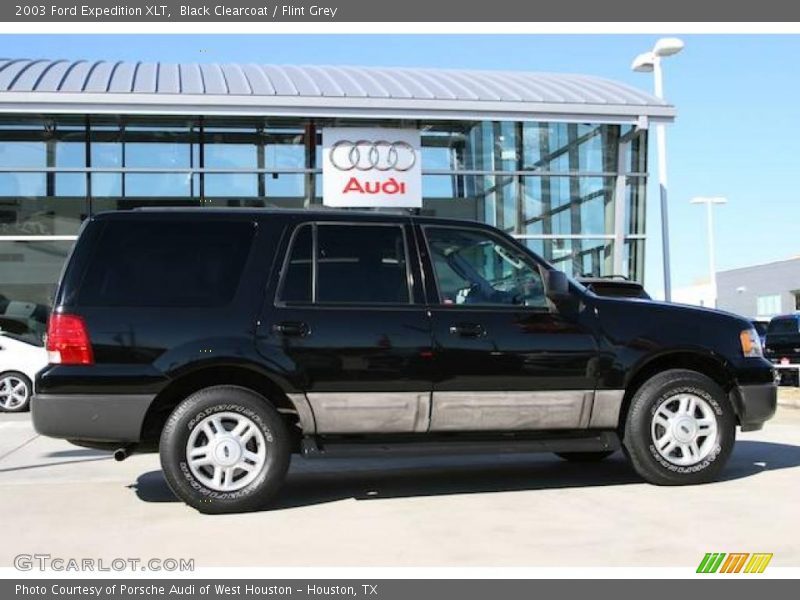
<box><xmin>159</xmin><ymin>386</ymin><xmax>291</xmax><ymax>514</ymax></box>
<box><xmin>623</xmin><ymin>369</ymin><xmax>736</xmax><ymax>485</ymax></box>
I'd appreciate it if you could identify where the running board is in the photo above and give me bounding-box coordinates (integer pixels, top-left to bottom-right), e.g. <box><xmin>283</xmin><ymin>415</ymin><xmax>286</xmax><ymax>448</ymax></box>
<box><xmin>301</xmin><ymin>430</ymin><xmax>620</xmax><ymax>459</ymax></box>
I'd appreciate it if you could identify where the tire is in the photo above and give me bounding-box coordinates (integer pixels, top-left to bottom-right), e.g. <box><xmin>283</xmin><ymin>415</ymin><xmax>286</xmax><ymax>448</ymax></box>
<box><xmin>555</xmin><ymin>451</ymin><xmax>615</xmax><ymax>462</ymax></box>
<box><xmin>159</xmin><ymin>385</ymin><xmax>291</xmax><ymax>514</ymax></box>
<box><xmin>623</xmin><ymin>369</ymin><xmax>736</xmax><ymax>486</ymax></box>
<box><xmin>0</xmin><ymin>371</ymin><xmax>33</xmax><ymax>413</ymax></box>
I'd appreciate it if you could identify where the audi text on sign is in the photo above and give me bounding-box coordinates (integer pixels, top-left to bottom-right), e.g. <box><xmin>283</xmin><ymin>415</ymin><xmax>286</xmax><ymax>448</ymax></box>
<box><xmin>322</xmin><ymin>128</ymin><xmax>422</xmax><ymax>208</ymax></box>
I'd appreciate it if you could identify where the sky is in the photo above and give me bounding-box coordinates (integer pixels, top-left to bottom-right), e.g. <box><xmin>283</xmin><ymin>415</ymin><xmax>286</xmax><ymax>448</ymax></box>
<box><xmin>3</xmin><ymin>33</ymin><xmax>799</xmax><ymax>298</ymax></box>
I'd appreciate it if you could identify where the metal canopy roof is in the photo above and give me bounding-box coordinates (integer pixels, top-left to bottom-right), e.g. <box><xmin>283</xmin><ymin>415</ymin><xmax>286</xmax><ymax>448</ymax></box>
<box><xmin>0</xmin><ymin>59</ymin><xmax>675</xmax><ymax>123</ymax></box>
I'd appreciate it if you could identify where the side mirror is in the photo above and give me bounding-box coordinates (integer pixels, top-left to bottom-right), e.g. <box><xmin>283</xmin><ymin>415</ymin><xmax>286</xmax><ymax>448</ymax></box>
<box><xmin>545</xmin><ymin>270</ymin><xmax>571</xmax><ymax>303</ymax></box>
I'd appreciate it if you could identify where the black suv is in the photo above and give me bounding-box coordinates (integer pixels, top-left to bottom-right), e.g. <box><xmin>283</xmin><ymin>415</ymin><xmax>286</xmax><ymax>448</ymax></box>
<box><xmin>33</xmin><ymin>209</ymin><xmax>777</xmax><ymax>513</ymax></box>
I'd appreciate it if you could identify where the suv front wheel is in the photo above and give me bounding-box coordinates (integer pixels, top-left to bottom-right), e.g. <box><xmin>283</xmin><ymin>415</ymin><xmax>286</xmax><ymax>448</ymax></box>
<box><xmin>623</xmin><ymin>369</ymin><xmax>736</xmax><ymax>485</ymax></box>
<box><xmin>160</xmin><ymin>386</ymin><xmax>291</xmax><ymax>514</ymax></box>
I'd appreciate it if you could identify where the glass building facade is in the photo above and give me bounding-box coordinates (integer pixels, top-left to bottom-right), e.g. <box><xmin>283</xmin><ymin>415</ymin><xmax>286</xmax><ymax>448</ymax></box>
<box><xmin>0</xmin><ymin>114</ymin><xmax>647</xmax><ymax>340</ymax></box>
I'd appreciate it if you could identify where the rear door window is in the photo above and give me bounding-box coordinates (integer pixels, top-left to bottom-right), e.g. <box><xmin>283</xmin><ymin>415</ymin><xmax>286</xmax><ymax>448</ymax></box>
<box><xmin>317</xmin><ymin>224</ymin><xmax>410</xmax><ymax>304</ymax></box>
<box><xmin>277</xmin><ymin>223</ymin><xmax>411</xmax><ymax>305</ymax></box>
<box><xmin>78</xmin><ymin>220</ymin><xmax>255</xmax><ymax>307</ymax></box>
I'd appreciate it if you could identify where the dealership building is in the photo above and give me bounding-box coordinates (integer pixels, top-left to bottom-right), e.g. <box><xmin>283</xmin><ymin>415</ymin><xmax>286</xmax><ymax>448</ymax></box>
<box><xmin>0</xmin><ymin>59</ymin><xmax>674</xmax><ymax>335</ymax></box>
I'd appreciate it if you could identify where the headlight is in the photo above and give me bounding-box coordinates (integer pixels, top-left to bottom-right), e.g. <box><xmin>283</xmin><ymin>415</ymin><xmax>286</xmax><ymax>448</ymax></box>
<box><xmin>740</xmin><ymin>328</ymin><xmax>763</xmax><ymax>358</ymax></box>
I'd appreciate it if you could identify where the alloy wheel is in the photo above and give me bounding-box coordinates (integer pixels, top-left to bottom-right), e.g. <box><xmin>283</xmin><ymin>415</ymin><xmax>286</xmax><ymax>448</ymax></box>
<box><xmin>0</xmin><ymin>375</ymin><xmax>29</xmax><ymax>410</ymax></box>
<box><xmin>185</xmin><ymin>412</ymin><xmax>267</xmax><ymax>492</ymax></box>
<box><xmin>650</xmin><ymin>393</ymin><xmax>719</xmax><ymax>466</ymax></box>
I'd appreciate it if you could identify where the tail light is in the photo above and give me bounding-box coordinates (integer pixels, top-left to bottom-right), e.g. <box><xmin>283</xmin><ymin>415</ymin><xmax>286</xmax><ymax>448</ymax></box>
<box><xmin>46</xmin><ymin>313</ymin><xmax>94</xmax><ymax>365</ymax></box>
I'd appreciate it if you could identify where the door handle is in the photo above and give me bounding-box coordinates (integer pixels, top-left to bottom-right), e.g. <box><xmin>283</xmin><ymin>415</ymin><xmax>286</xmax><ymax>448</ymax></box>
<box><xmin>272</xmin><ymin>321</ymin><xmax>310</xmax><ymax>337</ymax></box>
<box><xmin>448</xmin><ymin>323</ymin><xmax>486</xmax><ymax>337</ymax></box>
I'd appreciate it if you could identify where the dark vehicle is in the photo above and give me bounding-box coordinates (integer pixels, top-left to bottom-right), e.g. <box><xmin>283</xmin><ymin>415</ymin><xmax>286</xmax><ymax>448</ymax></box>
<box><xmin>578</xmin><ymin>277</ymin><xmax>651</xmax><ymax>300</ymax></box>
<box><xmin>33</xmin><ymin>209</ymin><xmax>777</xmax><ymax>513</ymax></box>
<box><xmin>764</xmin><ymin>314</ymin><xmax>800</xmax><ymax>384</ymax></box>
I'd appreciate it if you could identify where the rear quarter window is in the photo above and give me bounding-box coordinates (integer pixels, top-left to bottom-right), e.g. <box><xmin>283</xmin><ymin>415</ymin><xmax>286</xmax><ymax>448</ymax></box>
<box><xmin>77</xmin><ymin>220</ymin><xmax>254</xmax><ymax>308</ymax></box>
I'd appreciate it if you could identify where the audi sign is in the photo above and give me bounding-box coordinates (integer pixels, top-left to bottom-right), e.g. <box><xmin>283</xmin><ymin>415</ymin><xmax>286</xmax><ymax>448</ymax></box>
<box><xmin>322</xmin><ymin>128</ymin><xmax>422</xmax><ymax>208</ymax></box>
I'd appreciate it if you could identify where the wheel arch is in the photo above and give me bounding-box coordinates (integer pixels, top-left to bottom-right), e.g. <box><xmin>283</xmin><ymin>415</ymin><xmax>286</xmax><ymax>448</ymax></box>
<box><xmin>139</xmin><ymin>363</ymin><xmax>301</xmax><ymax>447</ymax></box>
<box><xmin>0</xmin><ymin>369</ymin><xmax>33</xmax><ymax>383</ymax></box>
<box><xmin>617</xmin><ymin>350</ymin><xmax>738</xmax><ymax>433</ymax></box>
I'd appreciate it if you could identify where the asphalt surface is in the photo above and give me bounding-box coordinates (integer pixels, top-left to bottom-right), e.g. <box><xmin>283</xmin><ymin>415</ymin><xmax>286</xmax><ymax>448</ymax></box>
<box><xmin>0</xmin><ymin>407</ymin><xmax>798</xmax><ymax>568</ymax></box>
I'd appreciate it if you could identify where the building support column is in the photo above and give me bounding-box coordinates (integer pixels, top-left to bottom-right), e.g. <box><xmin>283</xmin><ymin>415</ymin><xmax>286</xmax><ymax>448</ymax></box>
<box><xmin>612</xmin><ymin>138</ymin><xmax>630</xmax><ymax>277</ymax></box>
<box><xmin>304</xmin><ymin>121</ymin><xmax>317</xmax><ymax>207</ymax></box>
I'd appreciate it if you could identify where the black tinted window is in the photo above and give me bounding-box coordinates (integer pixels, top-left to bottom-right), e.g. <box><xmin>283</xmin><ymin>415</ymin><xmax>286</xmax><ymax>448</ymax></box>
<box><xmin>279</xmin><ymin>225</ymin><xmax>312</xmax><ymax>303</ymax></box>
<box><xmin>317</xmin><ymin>225</ymin><xmax>409</xmax><ymax>304</ymax></box>
<box><xmin>78</xmin><ymin>220</ymin><xmax>254</xmax><ymax>307</ymax></box>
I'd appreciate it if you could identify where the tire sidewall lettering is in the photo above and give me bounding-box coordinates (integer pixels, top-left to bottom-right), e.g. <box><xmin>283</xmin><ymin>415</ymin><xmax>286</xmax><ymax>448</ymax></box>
<box><xmin>647</xmin><ymin>442</ymin><xmax>722</xmax><ymax>474</ymax></box>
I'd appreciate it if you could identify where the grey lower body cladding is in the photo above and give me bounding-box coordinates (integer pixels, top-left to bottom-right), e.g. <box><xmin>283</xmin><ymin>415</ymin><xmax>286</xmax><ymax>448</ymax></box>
<box><xmin>288</xmin><ymin>390</ymin><xmax>625</xmax><ymax>435</ymax></box>
<box><xmin>32</xmin><ymin>394</ymin><xmax>155</xmax><ymax>442</ymax></box>
<box><xmin>30</xmin><ymin>388</ymin><xmax>626</xmax><ymax>443</ymax></box>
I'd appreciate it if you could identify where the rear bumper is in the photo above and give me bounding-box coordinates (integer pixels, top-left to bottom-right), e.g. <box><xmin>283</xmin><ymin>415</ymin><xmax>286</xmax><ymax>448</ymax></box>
<box><xmin>731</xmin><ymin>383</ymin><xmax>778</xmax><ymax>432</ymax></box>
<box><xmin>32</xmin><ymin>393</ymin><xmax>154</xmax><ymax>443</ymax></box>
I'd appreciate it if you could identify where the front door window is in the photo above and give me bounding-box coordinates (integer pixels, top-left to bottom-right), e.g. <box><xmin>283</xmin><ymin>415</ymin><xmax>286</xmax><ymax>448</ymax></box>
<box><xmin>424</xmin><ymin>227</ymin><xmax>548</xmax><ymax>309</ymax></box>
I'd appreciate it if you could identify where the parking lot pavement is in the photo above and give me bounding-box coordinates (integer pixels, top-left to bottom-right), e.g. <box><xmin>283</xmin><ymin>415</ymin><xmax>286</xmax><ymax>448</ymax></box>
<box><xmin>779</xmin><ymin>387</ymin><xmax>800</xmax><ymax>408</ymax></box>
<box><xmin>0</xmin><ymin>409</ymin><xmax>798</xmax><ymax>568</ymax></box>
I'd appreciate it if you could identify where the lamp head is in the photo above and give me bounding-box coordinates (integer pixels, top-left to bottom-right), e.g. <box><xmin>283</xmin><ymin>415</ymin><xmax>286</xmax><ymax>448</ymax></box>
<box><xmin>653</xmin><ymin>37</ymin><xmax>685</xmax><ymax>57</ymax></box>
<box><xmin>631</xmin><ymin>52</ymin><xmax>655</xmax><ymax>72</ymax></box>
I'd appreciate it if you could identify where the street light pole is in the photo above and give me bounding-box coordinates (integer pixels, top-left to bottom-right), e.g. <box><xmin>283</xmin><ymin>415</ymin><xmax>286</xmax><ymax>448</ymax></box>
<box><xmin>705</xmin><ymin>201</ymin><xmax>716</xmax><ymax>294</ymax></box>
<box><xmin>632</xmin><ymin>38</ymin><xmax>684</xmax><ymax>302</ymax></box>
<box><xmin>691</xmin><ymin>196</ymin><xmax>728</xmax><ymax>308</ymax></box>
<box><xmin>652</xmin><ymin>56</ymin><xmax>673</xmax><ymax>303</ymax></box>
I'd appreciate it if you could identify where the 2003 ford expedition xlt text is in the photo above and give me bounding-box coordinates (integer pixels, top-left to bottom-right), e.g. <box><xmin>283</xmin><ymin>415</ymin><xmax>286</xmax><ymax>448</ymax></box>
<box><xmin>32</xmin><ymin>209</ymin><xmax>777</xmax><ymax>513</ymax></box>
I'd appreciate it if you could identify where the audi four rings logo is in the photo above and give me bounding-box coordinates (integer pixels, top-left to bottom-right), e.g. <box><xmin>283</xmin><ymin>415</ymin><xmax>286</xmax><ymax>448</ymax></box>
<box><xmin>329</xmin><ymin>140</ymin><xmax>417</xmax><ymax>172</ymax></box>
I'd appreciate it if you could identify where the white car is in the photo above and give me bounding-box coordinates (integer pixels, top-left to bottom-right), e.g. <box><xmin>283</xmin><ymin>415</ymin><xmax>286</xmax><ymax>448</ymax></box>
<box><xmin>0</xmin><ymin>332</ymin><xmax>49</xmax><ymax>412</ymax></box>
